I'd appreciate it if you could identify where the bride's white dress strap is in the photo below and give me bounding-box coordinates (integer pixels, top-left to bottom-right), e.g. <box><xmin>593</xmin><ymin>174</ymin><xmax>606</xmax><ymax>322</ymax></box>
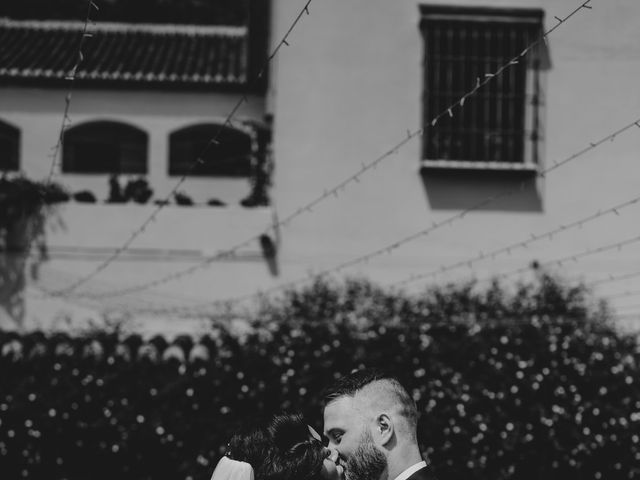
<box><xmin>210</xmin><ymin>456</ymin><xmax>255</xmax><ymax>480</ymax></box>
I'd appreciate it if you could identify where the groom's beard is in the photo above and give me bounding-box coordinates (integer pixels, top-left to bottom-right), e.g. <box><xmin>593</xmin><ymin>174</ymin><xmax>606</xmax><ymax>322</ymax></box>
<box><xmin>344</xmin><ymin>431</ymin><xmax>387</xmax><ymax>480</ymax></box>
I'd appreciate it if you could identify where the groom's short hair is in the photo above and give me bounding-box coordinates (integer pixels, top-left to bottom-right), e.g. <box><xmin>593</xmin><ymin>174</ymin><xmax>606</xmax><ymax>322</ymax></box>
<box><xmin>322</xmin><ymin>368</ymin><xmax>419</xmax><ymax>430</ymax></box>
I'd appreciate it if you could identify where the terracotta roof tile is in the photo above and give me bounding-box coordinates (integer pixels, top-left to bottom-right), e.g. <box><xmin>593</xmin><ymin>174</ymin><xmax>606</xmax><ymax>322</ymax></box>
<box><xmin>0</xmin><ymin>18</ymin><xmax>248</xmax><ymax>88</ymax></box>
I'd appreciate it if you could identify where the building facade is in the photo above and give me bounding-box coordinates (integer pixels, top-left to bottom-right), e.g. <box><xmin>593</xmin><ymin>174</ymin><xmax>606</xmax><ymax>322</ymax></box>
<box><xmin>268</xmin><ymin>0</ymin><xmax>640</xmax><ymax>330</ymax></box>
<box><xmin>2</xmin><ymin>0</ymin><xmax>640</xmax><ymax>332</ymax></box>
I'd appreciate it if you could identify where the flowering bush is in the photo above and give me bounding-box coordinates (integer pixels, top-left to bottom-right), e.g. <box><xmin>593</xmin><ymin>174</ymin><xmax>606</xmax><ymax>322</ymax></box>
<box><xmin>0</xmin><ymin>275</ymin><xmax>638</xmax><ymax>480</ymax></box>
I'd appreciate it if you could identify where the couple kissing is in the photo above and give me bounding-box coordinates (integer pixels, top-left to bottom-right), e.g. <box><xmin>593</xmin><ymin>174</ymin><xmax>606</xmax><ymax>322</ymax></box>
<box><xmin>210</xmin><ymin>368</ymin><xmax>437</xmax><ymax>480</ymax></box>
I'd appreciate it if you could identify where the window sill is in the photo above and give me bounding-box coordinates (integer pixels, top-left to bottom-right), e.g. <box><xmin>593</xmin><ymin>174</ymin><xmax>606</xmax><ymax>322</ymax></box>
<box><xmin>420</xmin><ymin>160</ymin><xmax>538</xmax><ymax>174</ymax></box>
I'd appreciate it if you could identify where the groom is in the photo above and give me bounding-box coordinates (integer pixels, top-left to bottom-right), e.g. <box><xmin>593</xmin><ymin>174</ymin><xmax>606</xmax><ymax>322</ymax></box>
<box><xmin>322</xmin><ymin>368</ymin><xmax>437</xmax><ymax>480</ymax></box>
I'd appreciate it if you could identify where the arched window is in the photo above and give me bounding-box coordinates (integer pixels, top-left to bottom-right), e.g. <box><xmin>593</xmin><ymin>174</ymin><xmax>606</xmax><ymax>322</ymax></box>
<box><xmin>169</xmin><ymin>124</ymin><xmax>252</xmax><ymax>177</ymax></box>
<box><xmin>0</xmin><ymin>120</ymin><xmax>20</xmax><ymax>172</ymax></box>
<box><xmin>62</xmin><ymin>121</ymin><xmax>148</xmax><ymax>174</ymax></box>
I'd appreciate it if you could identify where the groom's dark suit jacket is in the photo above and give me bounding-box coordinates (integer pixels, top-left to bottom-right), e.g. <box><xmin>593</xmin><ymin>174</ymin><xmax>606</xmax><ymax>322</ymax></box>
<box><xmin>406</xmin><ymin>464</ymin><xmax>438</xmax><ymax>480</ymax></box>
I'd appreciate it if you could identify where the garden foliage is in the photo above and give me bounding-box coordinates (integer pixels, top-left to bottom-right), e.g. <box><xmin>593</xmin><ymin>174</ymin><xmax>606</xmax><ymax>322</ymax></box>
<box><xmin>0</xmin><ymin>176</ymin><xmax>67</xmax><ymax>324</ymax></box>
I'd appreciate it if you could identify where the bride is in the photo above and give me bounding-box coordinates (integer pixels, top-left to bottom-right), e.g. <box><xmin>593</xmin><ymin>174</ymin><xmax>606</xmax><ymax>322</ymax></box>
<box><xmin>210</xmin><ymin>413</ymin><xmax>344</xmax><ymax>480</ymax></box>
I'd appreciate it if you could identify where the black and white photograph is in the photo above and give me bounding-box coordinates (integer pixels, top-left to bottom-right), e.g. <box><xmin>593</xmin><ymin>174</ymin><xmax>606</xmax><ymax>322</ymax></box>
<box><xmin>1</xmin><ymin>0</ymin><xmax>639</xmax><ymax>479</ymax></box>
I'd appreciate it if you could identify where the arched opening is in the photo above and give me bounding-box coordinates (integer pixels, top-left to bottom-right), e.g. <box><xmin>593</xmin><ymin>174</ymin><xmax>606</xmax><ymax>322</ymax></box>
<box><xmin>62</xmin><ymin>121</ymin><xmax>148</xmax><ymax>174</ymax></box>
<box><xmin>0</xmin><ymin>120</ymin><xmax>20</xmax><ymax>172</ymax></box>
<box><xmin>169</xmin><ymin>123</ymin><xmax>252</xmax><ymax>177</ymax></box>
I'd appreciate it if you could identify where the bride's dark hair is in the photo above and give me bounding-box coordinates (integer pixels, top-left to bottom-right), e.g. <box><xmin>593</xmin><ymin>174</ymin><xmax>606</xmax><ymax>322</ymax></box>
<box><xmin>226</xmin><ymin>413</ymin><xmax>326</xmax><ymax>480</ymax></box>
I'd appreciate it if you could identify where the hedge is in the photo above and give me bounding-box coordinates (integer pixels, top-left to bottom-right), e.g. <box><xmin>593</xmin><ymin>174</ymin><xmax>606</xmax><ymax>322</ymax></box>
<box><xmin>0</xmin><ymin>275</ymin><xmax>638</xmax><ymax>480</ymax></box>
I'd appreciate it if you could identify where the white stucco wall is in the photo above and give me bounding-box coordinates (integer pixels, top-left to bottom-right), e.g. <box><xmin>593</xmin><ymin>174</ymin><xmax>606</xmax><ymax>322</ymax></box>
<box><xmin>268</xmin><ymin>0</ymin><xmax>640</xmax><ymax>328</ymax></box>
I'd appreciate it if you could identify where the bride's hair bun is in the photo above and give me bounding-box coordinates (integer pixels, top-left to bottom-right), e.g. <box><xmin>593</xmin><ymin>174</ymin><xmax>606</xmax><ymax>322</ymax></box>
<box><xmin>224</xmin><ymin>413</ymin><xmax>327</xmax><ymax>480</ymax></box>
<box><xmin>226</xmin><ymin>421</ymin><xmax>272</xmax><ymax>472</ymax></box>
<box><xmin>269</xmin><ymin>413</ymin><xmax>314</xmax><ymax>452</ymax></box>
<box><xmin>267</xmin><ymin>414</ymin><xmax>325</xmax><ymax>480</ymax></box>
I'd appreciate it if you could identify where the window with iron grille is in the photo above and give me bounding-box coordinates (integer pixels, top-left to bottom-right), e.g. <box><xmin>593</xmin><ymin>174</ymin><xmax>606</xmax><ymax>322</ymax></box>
<box><xmin>420</xmin><ymin>6</ymin><xmax>547</xmax><ymax>169</ymax></box>
<box><xmin>0</xmin><ymin>120</ymin><xmax>20</xmax><ymax>172</ymax></box>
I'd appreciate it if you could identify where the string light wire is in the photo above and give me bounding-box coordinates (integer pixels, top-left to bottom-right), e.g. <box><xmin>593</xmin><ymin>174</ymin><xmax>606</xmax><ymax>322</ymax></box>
<box><xmin>48</xmin><ymin>0</ymin><xmax>313</xmax><ymax>296</ymax></box>
<box><xmin>46</xmin><ymin>0</ymin><xmax>98</xmax><ymax>183</ymax></box>
<box><xmin>271</xmin><ymin>0</ymin><xmax>595</xmax><ymax>229</ymax></box>
<box><xmin>587</xmin><ymin>270</ymin><xmax>640</xmax><ymax>288</ymax></box>
<box><xmin>391</xmin><ymin>192</ymin><xmax>640</xmax><ymax>288</ymax></box>
<box><xmin>57</xmin><ymin>110</ymin><xmax>640</xmax><ymax>305</ymax></box>
<box><xmin>195</xmin><ymin>115</ymin><xmax>640</xmax><ymax>308</ymax></box>
<box><xmin>51</xmin><ymin>0</ymin><xmax>599</xmax><ymax>301</ymax></box>
<box><xmin>602</xmin><ymin>289</ymin><xmax>640</xmax><ymax>301</ymax></box>
<box><xmin>483</xmin><ymin>234</ymin><xmax>640</xmax><ymax>284</ymax></box>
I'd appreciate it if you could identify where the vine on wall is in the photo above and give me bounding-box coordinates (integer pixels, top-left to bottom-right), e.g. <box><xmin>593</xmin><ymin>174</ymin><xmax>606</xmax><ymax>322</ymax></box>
<box><xmin>0</xmin><ymin>176</ymin><xmax>67</xmax><ymax>327</ymax></box>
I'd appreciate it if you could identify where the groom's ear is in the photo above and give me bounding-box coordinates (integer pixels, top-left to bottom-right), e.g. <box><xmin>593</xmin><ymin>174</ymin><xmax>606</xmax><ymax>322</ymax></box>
<box><xmin>374</xmin><ymin>414</ymin><xmax>394</xmax><ymax>447</ymax></box>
